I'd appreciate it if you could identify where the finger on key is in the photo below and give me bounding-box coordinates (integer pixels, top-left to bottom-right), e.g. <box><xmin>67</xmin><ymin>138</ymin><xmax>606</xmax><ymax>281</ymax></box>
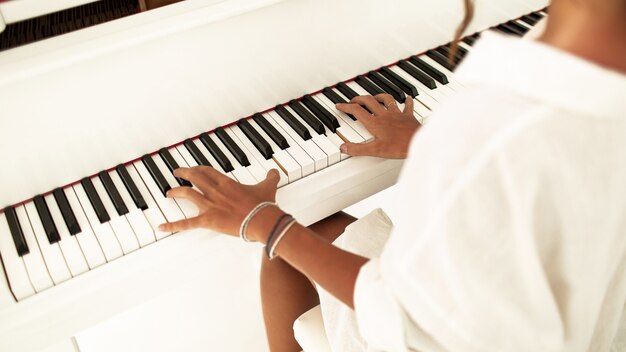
<box><xmin>349</xmin><ymin>96</ymin><xmax>386</xmax><ymax>115</ymax></box>
<box><xmin>173</xmin><ymin>166</ymin><xmax>220</xmax><ymax>187</ymax></box>
<box><xmin>336</xmin><ymin>103</ymin><xmax>373</xmax><ymax>123</ymax></box>
<box><xmin>402</xmin><ymin>97</ymin><xmax>414</xmax><ymax>115</ymax></box>
<box><xmin>166</xmin><ymin>187</ymin><xmax>209</xmax><ymax>207</ymax></box>
<box><xmin>374</xmin><ymin>94</ymin><xmax>401</xmax><ymax>113</ymax></box>
<box><xmin>158</xmin><ymin>216</ymin><xmax>203</xmax><ymax>233</ymax></box>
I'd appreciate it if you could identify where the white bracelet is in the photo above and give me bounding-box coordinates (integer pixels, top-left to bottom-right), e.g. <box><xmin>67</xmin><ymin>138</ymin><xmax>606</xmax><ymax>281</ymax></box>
<box><xmin>239</xmin><ymin>201</ymin><xmax>276</xmax><ymax>242</ymax></box>
<box><xmin>268</xmin><ymin>218</ymin><xmax>297</xmax><ymax>260</ymax></box>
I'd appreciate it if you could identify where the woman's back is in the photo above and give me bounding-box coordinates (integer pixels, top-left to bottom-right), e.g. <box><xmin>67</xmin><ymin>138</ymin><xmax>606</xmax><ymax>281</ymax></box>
<box><xmin>355</xmin><ymin>31</ymin><xmax>626</xmax><ymax>351</ymax></box>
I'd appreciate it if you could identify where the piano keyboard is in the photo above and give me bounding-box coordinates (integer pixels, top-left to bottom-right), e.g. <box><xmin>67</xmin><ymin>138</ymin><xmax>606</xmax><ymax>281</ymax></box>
<box><xmin>0</xmin><ymin>9</ymin><xmax>546</xmax><ymax>302</ymax></box>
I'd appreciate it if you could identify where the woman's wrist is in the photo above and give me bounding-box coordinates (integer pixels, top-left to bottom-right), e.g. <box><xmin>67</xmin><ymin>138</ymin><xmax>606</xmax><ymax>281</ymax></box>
<box><xmin>245</xmin><ymin>205</ymin><xmax>287</xmax><ymax>244</ymax></box>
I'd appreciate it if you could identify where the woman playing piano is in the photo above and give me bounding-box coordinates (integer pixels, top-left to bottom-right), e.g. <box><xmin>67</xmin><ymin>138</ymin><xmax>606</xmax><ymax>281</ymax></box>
<box><xmin>159</xmin><ymin>0</ymin><xmax>626</xmax><ymax>350</ymax></box>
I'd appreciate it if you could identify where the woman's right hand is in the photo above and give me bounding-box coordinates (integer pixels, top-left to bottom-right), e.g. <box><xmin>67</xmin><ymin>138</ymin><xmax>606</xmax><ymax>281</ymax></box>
<box><xmin>336</xmin><ymin>93</ymin><xmax>420</xmax><ymax>159</ymax></box>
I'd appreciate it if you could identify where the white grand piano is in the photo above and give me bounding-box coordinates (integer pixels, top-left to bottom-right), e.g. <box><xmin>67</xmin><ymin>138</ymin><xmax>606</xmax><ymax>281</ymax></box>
<box><xmin>0</xmin><ymin>0</ymin><xmax>548</xmax><ymax>350</ymax></box>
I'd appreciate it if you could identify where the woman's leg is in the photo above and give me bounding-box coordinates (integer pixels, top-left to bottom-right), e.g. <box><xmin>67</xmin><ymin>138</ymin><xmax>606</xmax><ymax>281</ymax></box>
<box><xmin>260</xmin><ymin>211</ymin><xmax>357</xmax><ymax>352</ymax></box>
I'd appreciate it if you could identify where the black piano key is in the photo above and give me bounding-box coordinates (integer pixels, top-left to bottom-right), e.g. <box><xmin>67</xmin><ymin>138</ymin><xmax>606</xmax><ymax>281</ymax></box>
<box><xmin>200</xmin><ymin>133</ymin><xmax>234</xmax><ymax>173</ymax></box>
<box><xmin>52</xmin><ymin>188</ymin><xmax>81</xmax><ymax>235</ymax></box>
<box><xmin>238</xmin><ymin>119</ymin><xmax>273</xmax><ymax>160</ymax></box>
<box><xmin>520</xmin><ymin>14</ymin><xmax>538</xmax><ymax>26</ymax></box>
<box><xmin>506</xmin><ymin>21</ymin><xmax>530</xmax><ymax>34</ymax></box>
<box><xmin>288</xmin><ymin>100</ymin><xmax>325</xmax><ymax>135</ymax></box>
<box><xmin>354</xmin><ymin>75</ymin><xmax>385</xmax><ymax>96</ymax></box>
<box><xmin>397</xmin><ymin>60</ymin><xmax>437</xmax><ymax>89</ymax></box>
<box><xmin>116</xmin><ymin>164</ymin><xmax>148</xmax><ymax>211</ymax></box>
<box><xmin>530</xmin><ymin>12</ymin><xmax>544</xmax><ymax>21</ymax></box>
<box><xmin>33</xmin><ymin>195</ymin><xmax>61</xmax><ymax>243</ymax></box>
<box><xmin>215</xmin><ymin>127</ymin><xmax>250</xmax><ymax>167</ymax></box>
<box><xmin>141</xmin><ymin>155</ymin><xmax>172</xmax><ymax>197</ymax></box>
<box><xmin>98</xmin><ymin>171</ymin><xmax>130</xmax><ymax>216</ymax></box>
<box><xmin>322</xmin><ymin>87</ymin><xmax>357</xmax><ymax>121</ymax></box>
<box><xmin>275</xmin><ymin>105</ymin><xmax>311</xmax><ymax>141</ymax></box>
<box><xmin>494</xmin><ymin>24</ymin><xmax>512</xmax><ymax>36</ymax></box>
<box><xmin>436</xmin><ymin>46</ymin><xmax>462</xmax><ymax>65</ymax></box>
<box><xmin>4</xmin><ymin>207</ymin><xmax>29</xmax><ymax>256</ymax></box>
<box><xmin>447</xmin><ymin>43</ymin><xmax>469</xmax><ymax>57</ymax></box>
<box><xmin>379</xmin><ymin>67</ymin><xmax>418</xmax><ymax>98</ymax></box>
<box><xmin>80</xmin><ymin>177</ymin><xmax>110</xmax><ymax>224</ymax></box>
<box><xmin>496</xmin><ymin>23</ymin><xmax>524</xmax><ymax>37</ymax></box>
<box><xmin>252</xmin><ymin>113</ymin><xmax>289</xmax><ymax>149</ymax></box>
<box><xmin>336</xmin><ymin>82</ymin><xmax>359</xmax><ymax>100</ymax></box>
<box><xmin>425</xmin><ymin>50</ymin><xmax>455</xmax><ymax>71</ymax></box>
<box><xmin>408</xmin><ymin>56</ymin><xmax>449</xmax><ymax>85</ymax></box>
<box><xmin>322</xmin><ymin>87</ymin><xmax>347</xmax><ymax>105</ymax></box>
<box><xmin>368</xmin><ymin>71</ymin><xmax>407</xmax><ymax>103</ymax></box>
<box><xmin>301</xmin><ymin>95</ymin><xmax>339</xmax><ymax>132</ymax></box>
<box><xmin>158</xmin><ymin>148</ymin><xmax>193</xmax><ymax>187</ymax></box>
<box><xmin>335</xmin><ymin>82</ymin><xmax>374</xmax><ymax>114</ymax></box>
<box><xmin>183</xmin><ymin>139</ymin><xmax>211</xmax><ymax>167</ymax></box>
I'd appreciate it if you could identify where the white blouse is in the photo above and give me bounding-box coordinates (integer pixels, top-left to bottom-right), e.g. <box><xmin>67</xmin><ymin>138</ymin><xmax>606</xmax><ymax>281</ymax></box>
<box><xmin>353</xmin><ymin>31</ymin><xmax>626</xmax><ymax>352</ymax></box>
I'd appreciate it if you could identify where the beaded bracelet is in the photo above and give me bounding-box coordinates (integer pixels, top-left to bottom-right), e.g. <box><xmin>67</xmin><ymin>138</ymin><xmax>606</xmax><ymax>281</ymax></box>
<box><xmin>239</xmin><ymin>201</ymin><xmax>276</xmax><ymax>242</ymax></box>
<box><xmin>268</xmin><ymin>218</ymin><xmax>297</xmax><ymax>260</ymax></box>
<box><xmin>264</xmin><ymin>214</ymin><xmax>294</xmax><ymax>257</ymax></box>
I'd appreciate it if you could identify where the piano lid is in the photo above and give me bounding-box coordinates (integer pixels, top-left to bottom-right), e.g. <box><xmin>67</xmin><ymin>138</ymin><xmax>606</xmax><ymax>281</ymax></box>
<box><xmin>0</xmin><ymin>0</ymin><xmax>548</xmax><ymax>208</ymax></box>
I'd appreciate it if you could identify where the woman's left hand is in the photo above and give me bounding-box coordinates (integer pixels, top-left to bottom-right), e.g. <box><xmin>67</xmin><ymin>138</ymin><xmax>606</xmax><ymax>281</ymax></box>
<box><xmin>157</xmin><ymin>166</ymin><xmax>281</xmax><ymax>237</ymax></box>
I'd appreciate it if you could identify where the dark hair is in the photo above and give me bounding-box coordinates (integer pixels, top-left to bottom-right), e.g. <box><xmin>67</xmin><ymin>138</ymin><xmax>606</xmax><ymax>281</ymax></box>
<box><xmin>450</xmin><ymin>0</ymin><xmax>475</xmax><ymax>62</ymax></box>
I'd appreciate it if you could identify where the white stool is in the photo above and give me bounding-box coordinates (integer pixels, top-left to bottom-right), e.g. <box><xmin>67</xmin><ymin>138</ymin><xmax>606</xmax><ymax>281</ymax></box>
<box><xmin>293</xmin><ymin>305</ymin><xmax>331</xmax><ymax>352</ymax></box>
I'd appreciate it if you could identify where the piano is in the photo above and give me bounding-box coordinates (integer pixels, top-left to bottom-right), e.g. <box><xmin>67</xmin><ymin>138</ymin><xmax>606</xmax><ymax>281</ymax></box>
<box><xmin>0</xmin><ymin>0</ymin><xmax>548</xmax><ymax>350</ymax></box>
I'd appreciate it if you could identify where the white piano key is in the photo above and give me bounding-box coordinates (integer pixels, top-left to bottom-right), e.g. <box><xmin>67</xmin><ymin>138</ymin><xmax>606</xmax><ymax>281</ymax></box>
<box><xmin>389</xmin><ymin>66</ymin><xmax>443</xmax><ymax>109</ymax></box>
<box><xmin>227</xmin><ymin>126</ymin><xmax>289</xmax><ymax>187</ymax></box>
<box><xmin>175</xmin><ymin>145</ymin><xmax>199</xmax><ymax>167</ymax></box>
<box><xmin>209</xmin><ymin>133</ymin><xmax>258</xmax><ymax>185</ymax></box>
<box><xmin>168</xmin><ymin>146</ymin><xmax>194</xmax><ymax>174</ymax></box>
<box><xmin>315</xmin><ymin>93</ymin><xmax>374</xmax><ymax>142</ymax></box>
<box><xmin>124</xmin><ymin>164</ymin><xmax>170</xmax><ymax>241</ymax></box>
<box><xmin>24</xmin><ymin>202</ymin><xmax>71</xmax><ymax>284</ymax></box>
<box><xmin>191</xmin><ymin>139</ymin><xmax>238</xmax><ymax>181</ymax></box>
<box><xmin>346</xmin><ymin>81</ymin><xmax>373</xmax><ymax>98</ymax></box>
<box><xmin>0</xmin><ymin>212</ymin><xmax>35</xmax><ymax>300</ymax></box>
<box><xmin>282</xmin><ymin>105</ymin><xmax>342</xmax><ymax>165</ymax></box>
<box><xmin>44</xmin><ymin>194</ymin><xmax>89</xmax><ymax>276</ymax></box>
<box><xmin>109</xmin><ymin>171</ymin><xmax>156</xmax><ymax>247</ymax></box>
<box><xmin>134</xmin><ymin>161</ymin><xmax>185</xmax><ymax>224</ymax></box>
<box><xmin>250</xmin><ymin>115</ymin><xmax>316</xmax><ymax>176</ymax></box>
<box><xmin>265</xmin><ymin>111</ymin><xmax>328</xmax><ymax>172</ymax></box>
<box><xmin>325</xmin><ymin>130</ymin><xmax>350</xmax><ymax>161</ymax></box>
<box><xmin>458</xmin><ymin>41</ymin><xmax>473</xmax><ymax>53</ymax></box>
<box><xmin>14</xmin><ymin>206</ymin><xmax>53</xmax><ymax>292</ymax></box>
<box><xmin>418</xmin><ymin>55</ymin><xmax>465</xmax><ymax>91</ymax></box>
<box><xmin>73</xmin><ymin>184</ymin><xmax>123</xmax><ymax>261</ymax></box>
<box><xmin>63</xmin><ymin>187</ymin><xmax>107</xmax><ymax>269</ymax></box>
<box><xmin>91</xmin><ymin>177</ymin><xmax>140</xmax><ymax>255</ymax></box>
<box><xmin>223</xmin><ymin>127</ymin><xmax>268</xmax><ymax>183</ymax></box>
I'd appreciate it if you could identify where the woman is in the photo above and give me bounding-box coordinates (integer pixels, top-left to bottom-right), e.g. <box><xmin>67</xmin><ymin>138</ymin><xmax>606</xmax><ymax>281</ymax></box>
<box><xmin>159</xmin><ymin>0</ymin><xmax>626</xmax><ymax>350</ymax></box>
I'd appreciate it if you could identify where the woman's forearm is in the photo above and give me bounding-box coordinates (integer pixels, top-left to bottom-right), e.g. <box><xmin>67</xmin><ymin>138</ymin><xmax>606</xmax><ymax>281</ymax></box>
<box><xmin>249</xmin><ymin>207</ymin><xmax>369</xmax><ymax>308</ymax></box>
